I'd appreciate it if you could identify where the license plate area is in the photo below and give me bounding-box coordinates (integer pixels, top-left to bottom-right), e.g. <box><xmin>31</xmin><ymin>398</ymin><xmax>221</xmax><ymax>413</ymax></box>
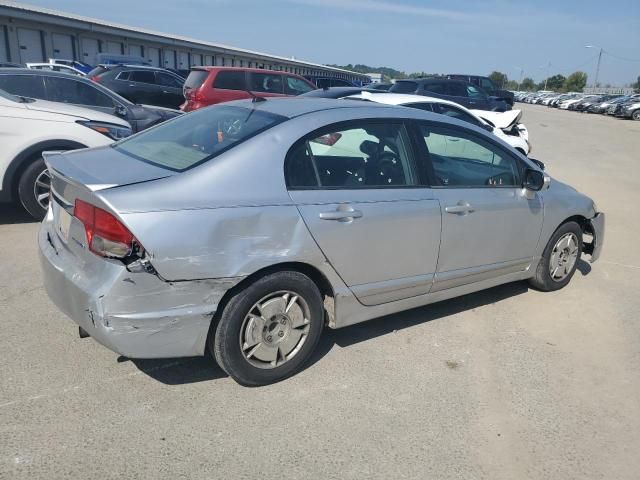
<box><xmin>53</xmin><ymin>202</ymin><xmax>73</xmax><ymax>244</ymax></box>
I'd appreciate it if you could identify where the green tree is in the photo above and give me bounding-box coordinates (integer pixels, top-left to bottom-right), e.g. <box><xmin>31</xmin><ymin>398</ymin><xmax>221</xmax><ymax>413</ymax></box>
<box><xmin>563</xmin><ymin>71</ymin><xmax>588</xmax><ymax>92</ymax></box>
<box><xmin>488</xmin><ymin>71</ymin><xmax>508</xmax><ymax>88</ymax></box>
<box><xmin>544</xmin><ymin>74</ymin><xmax>566</xmax><ymax>91</ymax></box>
<box><xmin>505</xmin><ymin>79</ymin><xmax>519</xmax><ymax>90</ymax></box>
<box><xmin>520</xmin><ymin>77</ymin><xmax>535</xmax><ymax>91</ymax></box>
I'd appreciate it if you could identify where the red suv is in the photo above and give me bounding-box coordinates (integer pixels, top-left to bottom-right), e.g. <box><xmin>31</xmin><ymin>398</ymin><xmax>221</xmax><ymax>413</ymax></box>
<box><xmin>181</xmin><ymin>67</ymin><xmax>316</xmax><ymax>111</ymax></box>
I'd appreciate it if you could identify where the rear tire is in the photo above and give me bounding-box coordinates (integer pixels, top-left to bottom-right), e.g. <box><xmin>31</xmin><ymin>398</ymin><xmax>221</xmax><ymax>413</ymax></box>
<box><xmin>17</xmin><ymin>157</ymin><xmax>50</xmax><ymax>220</ymax></box>
<box><xmin>632</xmin><ymin>110</ymin><xmax>640</xmax><ymax>121</ymax></box>
<box><xmin>211</xmin><ymin>271</ymin><xmax>324</xmax><ymax>386</ymax></box>
<box><xmin>529</xmin><ymin>221</ymin><xmax>583</xmax><ymax>292</ymax></box>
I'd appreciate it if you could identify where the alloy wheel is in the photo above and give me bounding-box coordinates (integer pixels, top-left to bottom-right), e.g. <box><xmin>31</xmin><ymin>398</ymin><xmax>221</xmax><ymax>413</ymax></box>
<box><xmin>549</xmin><ymin>232</ymin><xmax>579</xmax><ymax>282</ymax></box>
<box><xmin>33</xmin><ymin>168</ymin><xmax>51</xmax><ymax>211</ymax></box>
<box><xmin>239</xmin><ymin>291</ymin><xmax>311</xmax><ymax>369</ymax></box>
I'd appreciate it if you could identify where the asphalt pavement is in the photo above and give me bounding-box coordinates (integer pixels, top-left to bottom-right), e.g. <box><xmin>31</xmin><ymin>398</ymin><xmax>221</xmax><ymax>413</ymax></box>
<box><xmin>1</xmin><ymin>104</ymin><xmax>639</xmax><ymax>479</ymax></box>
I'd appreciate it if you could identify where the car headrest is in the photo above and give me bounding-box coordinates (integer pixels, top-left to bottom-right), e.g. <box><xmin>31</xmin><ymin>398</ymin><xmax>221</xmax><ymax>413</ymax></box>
<box><xmin>359</xmin><ymin>140</ymin><xmax>379</xmax><ymax>157</ymax></box>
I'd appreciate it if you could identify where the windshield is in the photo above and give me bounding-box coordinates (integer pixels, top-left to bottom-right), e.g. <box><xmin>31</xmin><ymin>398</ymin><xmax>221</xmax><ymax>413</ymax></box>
<box><xmin>116</xmin><ymin>105</ymin><xmax>286</xmax><ymax>171</ymax></box>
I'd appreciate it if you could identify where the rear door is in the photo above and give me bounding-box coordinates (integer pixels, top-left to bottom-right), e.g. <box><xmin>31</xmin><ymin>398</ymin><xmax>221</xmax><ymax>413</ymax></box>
<box><xmin>211</xmin><ymin>70</ymin><xmax>249</xmax><ymax>104</ymax></box>
<box><xmin>154</xmin><ymin>71</ymin><xmax>184</xmax><ymax>108</ymax></box>
<box><xmin>125</xmin><ymin>70</ymin><xmax>157</xmax><ymax>104</ymax></box>
<box><xmin>465</xmin><ymin>84</ymin><xmax>490</xmax><ymax>110</ymax></box>
<box><xmin>286</xmin><ymin>120</ymin><xmax>441</xmax><ymax>306</ymax></box>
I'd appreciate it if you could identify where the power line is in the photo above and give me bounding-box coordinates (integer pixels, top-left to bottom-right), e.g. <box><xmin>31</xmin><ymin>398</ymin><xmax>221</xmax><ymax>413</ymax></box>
<box><xmin>603</xmin><ymin>51</ymin><xmax>640</xmax><ymax>63</ymax></box>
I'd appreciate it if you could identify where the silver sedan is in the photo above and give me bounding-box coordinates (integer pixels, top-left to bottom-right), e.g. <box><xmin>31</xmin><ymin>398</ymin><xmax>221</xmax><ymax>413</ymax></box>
<box><xmin>39</xmin><ymin>98</ymin><xmax>604</xmax><ymax>386</ymax></box>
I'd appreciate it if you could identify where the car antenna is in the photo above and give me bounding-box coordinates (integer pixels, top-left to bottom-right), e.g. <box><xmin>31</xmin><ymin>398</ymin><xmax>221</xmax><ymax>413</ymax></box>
<box><xmin>246</xmin><ymin>87</ymin><xmax>267</xmax><ymax>103</ymax></box>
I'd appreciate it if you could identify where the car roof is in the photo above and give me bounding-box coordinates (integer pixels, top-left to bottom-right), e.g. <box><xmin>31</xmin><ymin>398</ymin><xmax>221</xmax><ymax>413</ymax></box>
<box><xmin>0</xmin><ymin>67</ymin><xmax>90</xmax><ymax>78</ymax></box>
<box><xmin>224</xmin><ymin>97</ymin><xmax>417</xmax><ymax>119</ymax></box>
<box><xmin>190</xmin><ymin>66</ymin><xmax>300</xmax><ymax>75</ymax></box>
<box><xmin>347</xmin><ymin>91</ymin><xmax>464</xmax><ymax>108</ymax></box>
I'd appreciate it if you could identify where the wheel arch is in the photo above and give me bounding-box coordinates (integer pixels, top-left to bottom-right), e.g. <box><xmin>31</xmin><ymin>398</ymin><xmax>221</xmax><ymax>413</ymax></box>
<box><xmin>2</xmin><ymin>139</ymin><xmax>87</xmax><ymax>202</ymax></box>
<box><xmin>208</xmin><ymin>261</ymin><xmax>336</xmax><ymax>344</ymax></box>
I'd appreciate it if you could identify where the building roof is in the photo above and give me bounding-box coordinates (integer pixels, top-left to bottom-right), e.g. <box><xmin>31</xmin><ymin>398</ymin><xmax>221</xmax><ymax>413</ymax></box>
<box><xmin>0</xmin><ymin>1</ymin><xmax>367</xmax><ymax>78</ymax></box>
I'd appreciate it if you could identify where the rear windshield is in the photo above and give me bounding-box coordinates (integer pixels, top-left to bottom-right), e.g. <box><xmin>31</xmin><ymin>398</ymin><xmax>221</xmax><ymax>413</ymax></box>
<box><xmin>184</xmin><ymin>70</ymin><xmax>209</xmax><ymax>89</ymax></box>
<box><xmin>115</xmin><ymin>105</ymin><xmax>286</xmax><ymax>172</ymax></box>
<box><xmin>389</xmin><ymin>81</ymin><xmax>418</xmax><ymax>93</ymax></box>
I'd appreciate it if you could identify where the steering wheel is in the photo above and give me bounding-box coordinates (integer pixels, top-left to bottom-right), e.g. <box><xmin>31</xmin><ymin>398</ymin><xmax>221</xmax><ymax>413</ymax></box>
<box><xmin>223</xmin><ymin>119</ymin><xmax>243</xmax><ymax>136</ymax></box>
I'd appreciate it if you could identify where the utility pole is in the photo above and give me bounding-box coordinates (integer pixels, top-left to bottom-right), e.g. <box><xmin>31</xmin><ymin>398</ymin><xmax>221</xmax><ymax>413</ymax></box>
<box><xmin>514</xmin><ymin>67</ymin><xmax>524</xmax><ymax>90</ymax></box>
<box><xmin>585</xmin><ymin>45</ymin><xmax>604</xmax><ymax>89</ymax></box>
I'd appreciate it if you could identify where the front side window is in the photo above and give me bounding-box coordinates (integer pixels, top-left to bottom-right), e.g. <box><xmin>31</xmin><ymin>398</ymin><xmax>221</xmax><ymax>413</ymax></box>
<box><xmin>213</xmin><ymin>71</ymin><xmax>246</xmax><ymax>90</ymax></box>
<box><xmin>445</xmin><ymin>82</ymin><xmax>467</xmax><ymax>97</ymax></box>
<box><xmin>0</xmin><ymin>74</ymin><xmax>45</xmax><ymax>99</ymax></box>
<box><xmin>116</xmin><ymin>105</ymin><xmax>285</xmax><ymax>172</ymax></box>
<box><xmin>480</xmin><ymin>78</ymin><xmax>494</xmax><ymax>91</ymax></box>
<box><xmin>45</xmin><ymin>77</ymin><xmax>114</xmax><ymax>107</ymax></box>
<box><xmin>284</xmin><ymin>76</ymin><xmax>314</xmax><ymax>95</ymax></box>
<box><xmin>466</xmin><ymin>85</ymin><xmax>485</xmax><ymax>99</ymax></box>
<box><xmin>129</xmin><ymin>71</ymin><xmax>156</xmax><ymax>84</ymax></box>
<box><xmin>419</xmin><ymin>124</ymin><xmax>519</xmax><ymax>187</ymax></box>
<box><xmin>286</xmin><ymin>122</ymin><xmax>417</xmax><ymax>189</ymax></box>
<box><xmin>249</xmin><ymin>73</ymin><xmax>284</xmax><ymax>93</ymax></box>
<box><xmin>423</xmin><ymin>83</ymin><xmax>446</xmax><ymax>95</ymax></box>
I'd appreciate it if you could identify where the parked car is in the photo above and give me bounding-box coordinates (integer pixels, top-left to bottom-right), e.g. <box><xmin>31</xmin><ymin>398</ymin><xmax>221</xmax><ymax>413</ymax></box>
<box><xmin>366</xmin><ymin>82</ymin><xmax>393</xmax><ymax>91</ymax></box>
<box><xmin>305</xmin><ymin>76</ymin><xmax>357</xmax><ymax>88</ymax></box>
<box><xmin>48</xmin><ymin>58</ymin><xmax>94</xmax><ymax>74</ymax></box>
<box><xmin>87</xmin><ymin>64</ymin><xmax>185</xmax><ymax>109</ymax></box>
<box><xmin>181</xmin><ymin>67</ymin><xmax>316</xmax><ymax>111</ymax></box>
<box><xmin>389</xmin><ymin>78</ymin><xmax>509</xmax><ymax>111</ymax></box>
<box><xmin>0</xmin><ymin>69</ymin><xmax>181</xmax><ymax>132</ymax></box>
<box><xmin>26</xmin><ymin>62</ymin><xmax>86</xmax><ymax>76</ymax></box>
<box><xmin>447</xmin><ymin>74</ymin><xmax>514</xmax><ymax>106</ymax></box>
<box><xmin>0</xmin><ymin>88</ymin><xmax>131</xmax><ymax>219</ymax></box>
<box><xmin>606</xmin><ymin>95</ymin><xmax>640</xmax><ymax>116</ymax></box>
<box><xmin>300</xmin><ymin>86</ymin><xmax>387</xmax><ymax>99</ymax></box>
<box><xmin>39</xmin><ymin>98</ymin><xmax>603</xmax><ymax>386</ymax></box>
<box><xmin>586</xmin><ymin>95</ymin><xmax>623</xmax><ymax>113</ymax></box>
<box><xmin>346</xmin><ymin>92</ymin><xmax>531</xmax><ymax>155</ymax></box>
<box><xmin>618</xmin><ymin>99</ymin><xmax>640</xmax><ymax>120</ymax></box>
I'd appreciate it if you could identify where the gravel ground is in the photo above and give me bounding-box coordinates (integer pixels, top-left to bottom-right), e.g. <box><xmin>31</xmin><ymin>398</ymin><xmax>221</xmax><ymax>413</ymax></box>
<box><xmin>1</xmin><ymin>104</ymin><xmax>639</xmax><ymax>479</ymax></box>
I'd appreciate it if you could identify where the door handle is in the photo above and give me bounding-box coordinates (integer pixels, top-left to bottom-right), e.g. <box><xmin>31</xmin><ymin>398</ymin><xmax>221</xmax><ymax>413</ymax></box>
<box><xmin>162</xmin><ymin>90</ymin><xmax>170</xmax><ymax>94</ymax></box>
<box><xmin>445</xmin><ymin>202</ymin><xmax>474</xmax><ymax>215</ymax></box>
<box><xmin>319</xmin><ymin>206</ymin><xmax>363</xmax><ymax>222</ymax></box>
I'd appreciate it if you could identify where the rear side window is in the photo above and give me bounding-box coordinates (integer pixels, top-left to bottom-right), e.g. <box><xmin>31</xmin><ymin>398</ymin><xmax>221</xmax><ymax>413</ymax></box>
<box><xmin>130</xmin><ymin>71</ymin><xmax>156</xmax><ymax>84</ymax></box>
<box><xmin>213</xmin><ymin>71</ymin><xmax>246</xmax><ymax>90</ymax></box>
<box><xmin>445</xmin><ymin>82</ymin><xmax>467</xmax><ymax>97</ymax></box>
<box><xmin>284</xmin><ymin>76</ymin><xmax>314</xmax><ymax>95</ymax></box>
<box><xmin>184</xmin><ymin>70</ymin><xmax>209</xmax><ymax>89</ymax></box>
<box><xmin>390</xmin><ymin>81</ymin><xmax>418</xmax><ymax>94</ymax></box>
<box><xmin>0</xmin><ymin>75</ymin><xmax>45</xmax><ymax>99</ymax></box>
<box><xmin>249</xmin><ymin>72</ymin><xmax>283</xmax><ymax>93</ymax></box>
<box><xmin>45</xmin><ymin>77</ymin><xmax>114</xmax><ymax>107</ymax></box>
<box><xmin>423</xmin><ymin>82</ymin><xmax>445</xmax><ymax>94</ymax></box>
<box><xmin>286</xmin><ymin>122</ymin><xmax>417</xmax><ymax>189</ymax></box>
<box><xmin>116</xmin><ymin>105</ymin><xmax>286</xmax><ymax>172</ymax></box>
<box><xmin>466</xmin><ymin>85</ymin><xmax>485</xmax><ymax>98</ymax></box>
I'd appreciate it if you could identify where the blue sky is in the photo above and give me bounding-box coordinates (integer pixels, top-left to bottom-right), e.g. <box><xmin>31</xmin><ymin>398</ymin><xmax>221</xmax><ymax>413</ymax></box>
<box><xmin>26</xmin><ymin>0</ymin><xmax>640</xmax><ymax>85</ymax></box>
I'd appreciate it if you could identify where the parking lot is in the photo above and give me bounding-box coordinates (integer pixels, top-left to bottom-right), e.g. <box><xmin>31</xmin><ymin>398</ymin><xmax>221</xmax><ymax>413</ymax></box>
<box><xmin>1</xmin><ymin>103</ymin><xmax>639</xmax><ymax>479</ymax></box>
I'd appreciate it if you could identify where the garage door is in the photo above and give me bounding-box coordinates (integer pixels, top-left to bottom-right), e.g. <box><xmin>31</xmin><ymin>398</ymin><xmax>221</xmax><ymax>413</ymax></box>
<box><xmin>190</xmin><ymin>53</ymin><xmax>202</xmax><ymax>66</ymax></box>
<box><xmin>163</xmin><ymin>49</ymin><xmax>176</xmax><ymax>69</ymax></box>
<box><xmin>128</xmin><ymin>44</ymin><xmax>143</xmax><ymax>57</ymax></box>
<box><xmin>17</xmin><ymin>28</ymin><xmax>44</xmax><ymax>63</ymax></box>
<box><xmin>177</xmin><ymin>51</ymin><xmax>189</xmax><ymax>70</ymax></box>
<box><xmin>204</xmin><ymin>55</ymin><xmax>214</xmax><ymax>66</ymax></box>
<box><xmin>106</xmin><ymin>41</ymin><xmax>123</xmax><ymax>55</ymax></box>
<box><xmin>146</xmin><ymin>47</ymin><xmax>160</xmax><ymax>66</ymax></box>
<box><xmin>81</xmin><ymin>38</ymin><xmax>100</xmax><ymax>65</ymax></box>
<box><xmin>0</xmin><ymin>25</ymin><xmax>8</xmax><ymax>62</ymax></box>
<box><xmin>52</xmin><ymin>33</ymin><xmax>74</xmax><ymax>59</ymax></box>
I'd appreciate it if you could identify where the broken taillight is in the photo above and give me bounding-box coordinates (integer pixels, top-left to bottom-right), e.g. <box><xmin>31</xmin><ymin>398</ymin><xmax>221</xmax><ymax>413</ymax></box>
<box><xmin>74</xmin><ymin>199</ymin><xmax>137</xmax><ymax>258</ymax></box>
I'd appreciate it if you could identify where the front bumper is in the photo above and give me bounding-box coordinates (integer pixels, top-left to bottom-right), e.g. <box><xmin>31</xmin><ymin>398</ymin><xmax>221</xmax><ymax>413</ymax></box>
<box><xmin>586</xmin><ymin>213</ymin><xmax>605</xmax><ymax>263</ymax></box>
<box><xmin>38</xmin><ymin>218</ymin><xmax>241</xmax><ymax>358</ymax></box>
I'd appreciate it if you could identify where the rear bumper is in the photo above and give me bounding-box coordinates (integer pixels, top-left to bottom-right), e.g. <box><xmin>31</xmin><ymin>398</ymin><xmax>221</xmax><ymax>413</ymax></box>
<box><xmin>586</xmin><ymin>212</ymin><xmax>605</xmax><ymax>263</ymax></box>
<box><xmin>38</xmin><ymin>217</ymin><xmax>242</xmax><ymax>358</ymax></box>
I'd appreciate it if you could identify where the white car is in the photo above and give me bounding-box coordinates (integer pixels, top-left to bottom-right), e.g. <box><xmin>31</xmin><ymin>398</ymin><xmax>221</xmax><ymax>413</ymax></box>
<box><xmin>0</xmin><ymin>88</ymin><xmax>132</xmax><ymax>219</ymax></box>
<box><xmin>26</xmin><ymin>63</ymin><xmax>86</xmax><ymax>76</ymax></box>
<box><xmin>347</xmin><ymin>92</ymin><xmax>531</xmax><ymax>155</ymax></box>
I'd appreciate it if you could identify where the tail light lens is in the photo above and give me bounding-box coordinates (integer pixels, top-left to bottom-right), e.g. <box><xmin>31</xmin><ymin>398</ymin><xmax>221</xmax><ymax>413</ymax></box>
<box><xmin>74</xmin><ymin>199</ymin><xmax>137</xmax><ymax>258</ymax></box>
<box><xmin>90</xmin><ymin>75</ymin><xmax>101</xmax><ymax>82</ymax></box>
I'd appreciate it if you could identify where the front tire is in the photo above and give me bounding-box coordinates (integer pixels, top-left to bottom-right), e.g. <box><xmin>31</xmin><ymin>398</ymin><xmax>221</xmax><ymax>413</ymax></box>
<box><xmin>18</xmin><ymin>157</ymin><xmax>50</xmax><ymax>220</ymax></box>
<box><xmin>529</xmin><ymin>221</ymin><xmax>583</xmax><ymax>291</ymax></box>
<box><xmin>211</xmin><ymin>271</ymin><xmax>324</xmax><ymax>386</ymax></box>
<box><xmin>632</xmin><ymin>110</ymin><xmax>640</xmax><ymax>121</ymax></box>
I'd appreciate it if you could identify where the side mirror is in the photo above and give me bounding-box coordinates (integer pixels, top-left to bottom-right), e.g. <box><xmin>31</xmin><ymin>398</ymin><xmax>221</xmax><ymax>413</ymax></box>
<box><xmin>529</xmin><ymin>158</ymin><xmax>546</xmax><ymax>170</ymax></box>
<box><xmin>523</xmin><ymin>168</ymin><xmax>550</xmax><ymax>191</ymax></box>
<box><xmin>114</xmin><ymin>105</ymin><xmax>128</xmax><ymax>117</ymax></box>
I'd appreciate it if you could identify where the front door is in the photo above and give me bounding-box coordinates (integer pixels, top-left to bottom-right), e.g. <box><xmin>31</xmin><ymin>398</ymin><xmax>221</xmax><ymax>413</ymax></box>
<box><xmin>416</xmin><ymin>122</ymin><xmax>543</xmax><ymax>291</ymax></box>
<box><xmin>286</xmin><ymin>120</ymin><xmax>441</xmax><ymax>306</ymax></box>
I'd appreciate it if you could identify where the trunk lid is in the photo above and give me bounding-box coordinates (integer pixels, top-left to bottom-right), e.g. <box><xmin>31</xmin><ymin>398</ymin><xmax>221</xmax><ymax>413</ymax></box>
<box><xmin>44</xmin><ymin>146</ymin><xmax>174</xmax><ymax>196</ymax></box>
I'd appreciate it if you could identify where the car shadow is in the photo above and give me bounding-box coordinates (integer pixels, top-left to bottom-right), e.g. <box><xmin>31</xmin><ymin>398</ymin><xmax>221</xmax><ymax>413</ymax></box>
<box><xmin>0</xmin><ymin>204</ymin><xmax>36</xmax><ymax>225</ymax></box>
<box><xmin>128</xmin><ymin>281</ymin><xmax>530</xmax><ymax>386</ymax></box>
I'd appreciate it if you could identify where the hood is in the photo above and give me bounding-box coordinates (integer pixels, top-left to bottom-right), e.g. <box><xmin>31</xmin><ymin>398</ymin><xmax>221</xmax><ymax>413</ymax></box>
<box><xmin>472</xmin><ymin>109</ymin><xmax>522</xmax><ymax>129</ymax></box>
<box><xmin>44</xmin><ymin>145</ymin><xmax>174</xmax><ymax>192</ymax></box>
<box><xmin>25</xmin><ymin>98</ymin><xmax>130</xmax><ymax>127</ymax></box>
